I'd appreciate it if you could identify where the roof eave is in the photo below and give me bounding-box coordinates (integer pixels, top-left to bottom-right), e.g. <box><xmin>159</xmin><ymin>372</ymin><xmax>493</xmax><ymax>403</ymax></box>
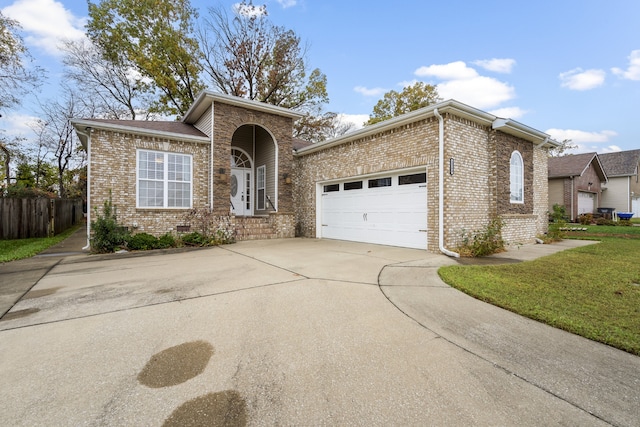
<box><xmin>182</xmin><ymin>91</ymin><xmax>305</xmax><ymax>123</ymax></box>
<box><xmin>492</xmin><ymin>118</ymin><xmax>560</xmax><ymax>148</ymax></box>
<box><xmin>71</xmin><ymin>119</ymin><xmax>210</xmax><ymax>146</ymax></box>
<box><xmin>296</xmin><ymin>99</ymin><xmax>558</xmax><ymax>156</ymax></box>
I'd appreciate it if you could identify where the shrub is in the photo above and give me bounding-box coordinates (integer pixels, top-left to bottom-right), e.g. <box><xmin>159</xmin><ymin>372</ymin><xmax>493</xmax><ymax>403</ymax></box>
<box><xmin>596</xmin><ymin>217</ymin><xmax>615</xmax><ymax>226</ymax></box>
<box><xmin>457</xmin><ymin>217</ymin><xmax>505</xmax><ymax>257</ymax></box>
<box><xmin>127</xmin><ymin>233</ymin><xmax>159</xmax><ymax>251</ymax></box>
<box><xmin>578</xmin><ymin>213</ymin><xmax>593</xmax><ymax>225</ymax></box>
<box><xmin>545</xmin><ymin>204</ymin><xmax>567</xmax><ymax>242</ymax></box>
<box><xmin>618</xmin><ymin>219</ymin><xmax>632</xmax><ymax>227</ymax></box>
<box><xmin>180</xmin><ymin>231</ymin><xmax>207</xmax><ymax>246</ymax></box>
<box><xmin>157</xmin><ymin>233</ymin><xmax>177</xmax><ymax>249</ymax></box>
<box><xmin>91</xmin><ymin>195</ymin><xmax>129</xmax><ymax>253</ymax></box>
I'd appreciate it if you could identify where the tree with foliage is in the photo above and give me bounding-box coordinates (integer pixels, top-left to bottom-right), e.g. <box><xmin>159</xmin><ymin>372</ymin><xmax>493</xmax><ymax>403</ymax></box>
<box><xmin>365</xmin><ymin>82</ymin><xmax>441</xmax><ymax>126</ymax></box>
<box><xmin>199</xmin><ymin>2</ymin><xmax>332</xmax><ymax>140</ymax></box>
<box><xmin>0</xmin><ymin>11</ymin><xmax>43</xmax><ymax>113</ymax></box>
<box><xmin>86</xmin><ymin>0</ymin><xmax>205</xmax><ymax>117</ymax></box>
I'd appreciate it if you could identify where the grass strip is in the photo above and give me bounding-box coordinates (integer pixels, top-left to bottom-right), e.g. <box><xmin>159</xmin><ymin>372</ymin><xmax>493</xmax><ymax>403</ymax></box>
<box><xmin>438</xmin><ymin>237</ymin><xmax>640</xmax><ymax>355</ymax></box>
<box><xmin>0</xmin><ymin>225</ymin><xmax>81</xmax><ymax>263</ymax></box>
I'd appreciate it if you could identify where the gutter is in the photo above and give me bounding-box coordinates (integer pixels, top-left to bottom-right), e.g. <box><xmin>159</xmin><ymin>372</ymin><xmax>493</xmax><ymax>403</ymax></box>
<box><xmin>433</xmin><ymin>108</ymin><xmax>459</xmax><ymax>258</ymax></box>
<box><xmin>75</xmin><ymin>127</ymin><xmax>92</xmax><ymax>250</ymax></box>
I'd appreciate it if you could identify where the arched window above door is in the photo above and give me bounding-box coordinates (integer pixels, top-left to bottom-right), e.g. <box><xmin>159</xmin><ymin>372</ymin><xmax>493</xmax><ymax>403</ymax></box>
<box><xmin>231</xmin><ymin>149</ymin><xmax>251</xmax><ymax>168</ymax></box>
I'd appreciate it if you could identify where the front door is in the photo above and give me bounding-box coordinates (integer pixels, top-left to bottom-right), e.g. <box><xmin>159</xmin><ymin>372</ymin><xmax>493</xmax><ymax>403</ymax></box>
<box><xmin>231</xmin><ymin>168</ymin><xmax>252</xmax><ymax>216</ymax></box>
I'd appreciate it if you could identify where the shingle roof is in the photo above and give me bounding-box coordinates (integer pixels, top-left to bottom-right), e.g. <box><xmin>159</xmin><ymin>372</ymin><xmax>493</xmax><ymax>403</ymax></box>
<box><xmin>548</xmin><ymin>152</ymin><xmax>602</xmax><ymax>179</ymax></box>
<box><xmin>292</xmin><ymin>138</ymin><xmax>313</xmax><ymax>151</ymax></box>
<box><xmin>598</xmin><ymin>149</ymin><xmax>640</xmax><ymax>177</ymax></box>
<box><xmin>85</xmin><ymin>119</ymin><xmax>208</xmax><ymax>138</ymax></box>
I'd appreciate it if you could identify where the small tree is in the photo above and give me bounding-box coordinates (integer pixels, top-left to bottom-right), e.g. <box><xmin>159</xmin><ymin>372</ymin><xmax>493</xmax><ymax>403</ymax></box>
<box><xmin>91</xmin><ymin>194</ymin><xmax>129</xmax><ymax>253</ymax></box>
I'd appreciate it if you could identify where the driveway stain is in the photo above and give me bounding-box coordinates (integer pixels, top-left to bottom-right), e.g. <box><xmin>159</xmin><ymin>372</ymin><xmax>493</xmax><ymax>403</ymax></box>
<box><xmin>162</xmin><ymin>390</ymin><xmax>247</xmax><ymax>427</ymax></box>
<box><xmin>23</xmin><ymin>287</ymin><xmax>61</xmax><ymax>299</ymax></box>
<box><xmin>1</xmin><ymin>307</ymin><xmax>40</xmax><ymax>321</ymax></box>
<box><xmin>137</xmin><ymin>340</ymin><xmax>214</xmax><ymax>388</ymax></box>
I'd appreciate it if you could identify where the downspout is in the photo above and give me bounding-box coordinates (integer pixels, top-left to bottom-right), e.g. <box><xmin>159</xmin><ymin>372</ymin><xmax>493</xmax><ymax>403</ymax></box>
<box><xmin>433</xmin><ymin>108</ymin><xmax>459</xmax><ymax>258</ymax></box>
<box><xmin>570</xmin><ymin>177</ymin><xmax>575</xmax><ymax>221</ymax></box>
<box><xmin>76</xmin><ymin>127</ymin><xmax>92</xmax><ymax>250</ymax></box>
<box><xmin>210</xmin><ymin>102</ymin><xmax>214</xmax><ymax>210</ymax></box>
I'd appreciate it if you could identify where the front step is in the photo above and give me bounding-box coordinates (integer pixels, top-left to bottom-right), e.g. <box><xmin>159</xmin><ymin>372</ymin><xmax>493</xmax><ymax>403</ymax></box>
<box><xmin>234</xmin><ymin>216</ymin><xmax>277</xmax><ymax>241</ymax></box>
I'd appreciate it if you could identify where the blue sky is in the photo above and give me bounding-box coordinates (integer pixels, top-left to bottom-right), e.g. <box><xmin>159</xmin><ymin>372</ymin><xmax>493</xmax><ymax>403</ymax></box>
<box><xmin>2</xmin><ymin>0</ymin><xmax>640</xmax><ymax>153</ymax></box>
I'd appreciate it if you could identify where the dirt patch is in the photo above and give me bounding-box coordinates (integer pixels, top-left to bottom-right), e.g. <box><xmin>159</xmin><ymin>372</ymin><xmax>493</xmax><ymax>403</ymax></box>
<box><xmin>23</xmin><ymin>287</ymin><xmax>61</xmax><ymax>299</ymax></box>
<box><xmin>1</xmin><ymin>308</ymin><xmax>40</xmax><ymax>321</ymax></box>
<box><xmin>162</xmin><ymin>390</ymin><xmax>247</xmax><ymax>427</ymax></box>
<box><xmin>155</xmin><ymin>288</ymin><xmax>175</xmax><ymax>294</ymax></box>
<box><xmin>137</xmin><ymin>340</ymin><xmax>214</xmax><ymax>388</ymax></box>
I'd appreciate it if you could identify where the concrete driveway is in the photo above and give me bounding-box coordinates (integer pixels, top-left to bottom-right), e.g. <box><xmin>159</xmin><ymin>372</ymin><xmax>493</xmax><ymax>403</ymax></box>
<box><xmin>0</xmin><ymin>238</ymin><xmax>638</xmax><ymax>426</ymax></box>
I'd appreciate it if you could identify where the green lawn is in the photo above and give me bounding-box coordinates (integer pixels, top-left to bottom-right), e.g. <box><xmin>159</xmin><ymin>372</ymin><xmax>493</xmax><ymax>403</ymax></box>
<box><xmin>438</xmin><ymin>231</ymin><xmax>640</xmax><ymax>355</ymax></box>
<box><xmin>0</xmin><ymin>225</ymin><xmax>81</xmax><ymax>263</ymax></box>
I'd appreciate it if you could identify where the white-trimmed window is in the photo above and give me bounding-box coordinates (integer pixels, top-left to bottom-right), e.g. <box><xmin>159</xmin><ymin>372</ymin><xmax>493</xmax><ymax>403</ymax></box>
<box><xmin>510</xmin><ymin>150</ymin><xmax>524</xmax><ymax>203</ymax></box>
<box><xmin>257</xmin><ymin>165</ymin><xmax>266</xmax><ymax>210</ymax></box>
<box><xmin>137</xmin><ymin>150</ymin><xmax>192</xmax><ymax>208</ymax></box>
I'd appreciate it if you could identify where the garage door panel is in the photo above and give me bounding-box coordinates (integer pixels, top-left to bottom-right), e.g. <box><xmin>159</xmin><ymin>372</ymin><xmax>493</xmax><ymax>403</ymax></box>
<box><xmin>320</xmin><ymin>173</ymin><xmax>427</xmax><ymax>249</ymax></box>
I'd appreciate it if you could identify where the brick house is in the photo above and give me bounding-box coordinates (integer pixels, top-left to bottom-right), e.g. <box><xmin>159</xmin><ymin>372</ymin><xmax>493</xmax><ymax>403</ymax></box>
<box><xmin>73</xmin><ymin>92</ymin><xmax>558</xmax><ymax>254</ymax></box>
<box><xmin>548</xmin><ymin>152</ymin><xmax>607</xmax><ymax>221</ymax></box>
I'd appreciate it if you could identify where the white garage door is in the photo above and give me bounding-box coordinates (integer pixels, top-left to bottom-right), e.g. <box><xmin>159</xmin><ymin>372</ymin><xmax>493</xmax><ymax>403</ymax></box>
<box><xmin>320</xmin><ymin>171</ymin><xmax>427</xmax><ymax>249</ymax></box>
<box><xmin>577</xmin><ymin>191</ymin><xmax>595</xmax><ymax>215</ymax></box>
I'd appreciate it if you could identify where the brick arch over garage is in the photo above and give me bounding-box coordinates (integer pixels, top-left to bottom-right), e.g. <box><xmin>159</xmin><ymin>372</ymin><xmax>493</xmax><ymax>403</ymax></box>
<box><xmin>211</xmin><ymin>101</ymin><xmax>296</xmax><ymax>215</ymax></box>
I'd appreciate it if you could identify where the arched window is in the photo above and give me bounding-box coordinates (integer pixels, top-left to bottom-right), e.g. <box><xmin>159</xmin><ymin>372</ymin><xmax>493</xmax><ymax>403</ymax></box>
<box><xmin>510</xmin><ymin>151</ymin><xmax>524</xmax><ymax>203</ymax></box>
<box><xmin>230</xmin><ymin>149</ymin><xmax>251</xmax><ymax>168</ymax></box>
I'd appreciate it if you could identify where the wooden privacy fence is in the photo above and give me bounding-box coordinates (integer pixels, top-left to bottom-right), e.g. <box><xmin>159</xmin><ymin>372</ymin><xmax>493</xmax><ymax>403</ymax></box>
<box><xmin>0</xmin><ymin>198</ymin><xmax>84</xmax><ymax>239</ymax></box>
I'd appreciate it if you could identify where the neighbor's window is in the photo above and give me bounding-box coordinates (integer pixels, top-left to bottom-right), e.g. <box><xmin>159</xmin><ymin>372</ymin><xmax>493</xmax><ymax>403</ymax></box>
<box><xmin>510</xmin><ymin>150</ymin><xmax>524</xmax><ymax>203</ymax></box>
<box><xmin>257</xmin><ymin>165</ymin><xmax>266</xmax><ymax>210</ymax></box>
<box><xmin>137</xmin><ymin>150</ymin><xmax>192</xmax><ymax>208</ymax></box>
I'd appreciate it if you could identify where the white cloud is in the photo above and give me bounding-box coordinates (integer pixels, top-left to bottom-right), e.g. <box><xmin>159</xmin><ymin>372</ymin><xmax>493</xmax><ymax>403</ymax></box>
<box><xmin>559</xmin><ymin>68</ymin><xmax>606</xmax><ymax>90</ymax></box>
<box><xmin>1</xmin><ymin>112</ymin><xmax>39</xmax><ymax>138</ymax></box>
<box><xmin>414</xmin><ymin>61</ymin><xmax>516</xmax><ymax>110</ymax></box>
<box><xmin>336</xmin><ymin>113</ymin><xmax>368</xmax><ymax>130</ymax></box>
<box><xmin>545</xmin><ymin>128</ymin><xmax>617</xmax><ymax>144</ymax></box>
<box><xmin>276</xmin><ymin>0</ymin><xmax>297</xmax><ymax>8</ymax></box>
<box><xmin>473</xmin><ymin>58</ymin><xmax>516</xmax><ymax>74</ymax></box>
<box><xmin>354</xmin><ymin>86</ymin><xmax>387</xmax><ymax>97</ymax></box>
<box><xmin>489</xmin><ymin>106</ymin><xmax>527</xmax><ymax>119</ymax></box>
<box><xmin>437</xmin><ymin>76</ymin><xmax>515</xmax><ymax>109</ymax></box>
<box><xmin>611</xmin><ymin>49</ymin><xmax>640</xmax><ymax>81</ymax></box>
<box><xmin>2</xmin><ymin>0</ymin><xmax>86</xmax><ymax>56</ymax></box>
<box><xmin>415</xmin><ymin>61</ymin><xmax>478</xmax><ymax>80</ymax></box>
<box><xmin>544</xmin><ymin>129</ymin><xmax>620</xmax><ymax>154</ymax></box>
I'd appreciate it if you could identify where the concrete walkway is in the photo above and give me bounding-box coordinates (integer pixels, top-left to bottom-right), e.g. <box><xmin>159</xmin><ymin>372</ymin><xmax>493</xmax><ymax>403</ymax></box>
<box><xmin>0</xmin><ymin>236</ymin><xmax>638</xmax><ymax>426</ymax></box>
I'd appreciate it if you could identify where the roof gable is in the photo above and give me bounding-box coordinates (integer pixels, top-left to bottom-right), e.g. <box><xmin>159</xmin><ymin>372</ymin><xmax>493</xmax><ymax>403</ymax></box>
<box><xmin>182</xmin><ymin>91</ymin><xmax>304</xmax><ymax>124</ymax></box>
<box><xmin>548</xmin><ymin>152</ymin><xmax>607</xmax><ymax>181</ymax></box>
<box><xmin>598</xmin><ymin>149</ymin><xmax>640</xmax><ymax>177</ymax></box>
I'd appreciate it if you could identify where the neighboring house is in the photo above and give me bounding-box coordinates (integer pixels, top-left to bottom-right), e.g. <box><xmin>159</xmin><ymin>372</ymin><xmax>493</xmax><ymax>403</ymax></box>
<box><xmin>548</xmin><ymin>153</ymin><xmax>607</xmax><ymax>221</ymax></box>
<box><xmin>73</xmin><ymin>92</ymin><xmax>558</xmax><ymax>254</ymax></box>
<box><xmin>599</xmin><ymin>149</ymin><xmax>640</xmax><ymax>217</ymax></box>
